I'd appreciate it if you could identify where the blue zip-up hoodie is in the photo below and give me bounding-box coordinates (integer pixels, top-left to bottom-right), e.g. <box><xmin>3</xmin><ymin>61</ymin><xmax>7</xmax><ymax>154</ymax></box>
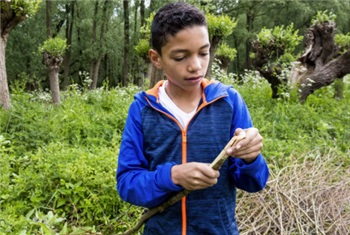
<box><xmin>117</xmin><ymin>79</ymin><xmax>269</xmax><ymax>235</ymax></box>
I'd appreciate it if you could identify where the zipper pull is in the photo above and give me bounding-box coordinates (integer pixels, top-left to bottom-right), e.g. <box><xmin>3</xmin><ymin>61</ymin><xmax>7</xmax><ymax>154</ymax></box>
<box><xmin>182</xmin><ymin>130</ymin><xmax>187</xmax><ymax>143</ymax></box>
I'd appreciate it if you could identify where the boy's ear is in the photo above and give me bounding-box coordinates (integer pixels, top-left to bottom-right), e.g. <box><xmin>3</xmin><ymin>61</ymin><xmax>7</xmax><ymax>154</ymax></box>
<box><xmin>149</xmin><ymin>49</ymin><xmax>163</xmax><ymax>70</ymax></box>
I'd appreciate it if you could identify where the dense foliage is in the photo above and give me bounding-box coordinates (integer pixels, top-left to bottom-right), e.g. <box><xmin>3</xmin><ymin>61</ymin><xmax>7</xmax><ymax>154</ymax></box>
<box><xmin>39</xmin><ymin>37</ymin><xmax>68</xmax><ymax>57</ymax></box>
<box><xmin>5</xmin><ymin>0</ymin><xmax>350</xmax><ymax>89</ymax></box>
<box><xmin>1</xmin><ymin>71</ymin><xmax>349</xmax><ymax>234</ymax></box>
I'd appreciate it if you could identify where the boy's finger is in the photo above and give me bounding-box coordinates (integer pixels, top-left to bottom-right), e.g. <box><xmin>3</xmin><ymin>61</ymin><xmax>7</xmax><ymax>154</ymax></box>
<box><xmin>234</xmin><ymin>128</ymin><xmax>244</xmax><ymax>136</ymax></box>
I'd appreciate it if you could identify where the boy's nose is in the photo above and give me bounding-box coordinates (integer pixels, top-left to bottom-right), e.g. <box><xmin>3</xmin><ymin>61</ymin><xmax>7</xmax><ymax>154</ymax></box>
<box><xmin>188</xmin><ymin>57</ymin><xmax>201</xmax><ymax>72</ymax></box>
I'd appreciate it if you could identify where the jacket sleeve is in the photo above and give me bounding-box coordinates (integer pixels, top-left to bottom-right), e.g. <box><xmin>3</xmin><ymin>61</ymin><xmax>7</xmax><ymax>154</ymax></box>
<box><xmin>227</xmin><ymin>88</ymin><xmax>269</xmax><ymax>192</ymax></box>
<box><xmin>116</xmin><ymin>101</ymin><xmax>183</xmax><ymax>208</ymax></box>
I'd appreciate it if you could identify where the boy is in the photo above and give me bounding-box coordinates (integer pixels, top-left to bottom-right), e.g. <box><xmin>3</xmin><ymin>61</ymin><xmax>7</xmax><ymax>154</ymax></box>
<box><xmin>117</xmin><ymin>2</ymin><xmax>269</xmax><ymax>234</ymax></box>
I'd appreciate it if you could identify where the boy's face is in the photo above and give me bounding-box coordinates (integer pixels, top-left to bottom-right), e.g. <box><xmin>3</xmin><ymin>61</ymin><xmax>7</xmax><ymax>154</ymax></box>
<box><xmin>150</xmin><ymin>26</ymin><xmax>210</xmax><ymax>92</ymax></box>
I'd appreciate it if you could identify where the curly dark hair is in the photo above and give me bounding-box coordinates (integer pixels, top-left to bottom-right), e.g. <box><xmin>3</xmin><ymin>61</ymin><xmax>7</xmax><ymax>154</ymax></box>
<box><xmin>151</xmin><ymin>2</ymin><xmax>207</xmax><ymax>55</ymax></box>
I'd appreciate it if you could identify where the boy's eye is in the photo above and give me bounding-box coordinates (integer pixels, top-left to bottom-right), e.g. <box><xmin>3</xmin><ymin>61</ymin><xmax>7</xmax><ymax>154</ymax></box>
<box><xmin>173</xmin><ymin>57</ymin><xmax>185</xmax><ymax>62</ymax></box>
<box><xmin>200</xmin><ymin>52</ymin><xmax>209</xmax><ymax>57</ymax></box>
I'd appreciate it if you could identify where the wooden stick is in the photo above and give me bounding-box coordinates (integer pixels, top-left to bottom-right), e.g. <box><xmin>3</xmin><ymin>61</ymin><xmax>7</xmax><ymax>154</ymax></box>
<box><xmin>120</xmin><ymin>133</ymin><xmax>246</xmax><ymax>235</ymax></box>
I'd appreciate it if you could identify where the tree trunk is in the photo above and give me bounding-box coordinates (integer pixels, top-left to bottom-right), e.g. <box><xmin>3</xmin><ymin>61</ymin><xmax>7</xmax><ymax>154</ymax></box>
<box><xmin>251</xmin><ymin>40</ymin><xmax>285</xmax><ymax>98</ymax></box>
<box><xmin>258</xmin><ymin>66</ymin><xmax>283</xmax><ymax>99</ymax></box>
<box><xmin>43</xmin><ymin>52</ymin><xmax>63</xmax><ymax>104</ymax></box>
<box><xmin>299</xmin><ymin>49</ymin><xmax>350</xmax><ymax>102</ymax></box>
<box><xmin>217</xmin><ymin>57</ymin><xmax>230</xmax><ymax>74</ymax></box>
<box><xmin>76</xmin><ymin>2</ymin><xmax>83</xmax><ymax>62</ymax></box>
<box><xmin>89</xmin><ymin>0</ymin><xmax>110</xmax><ymax>89</ymax></box>
<box><xmin>131</xmin><ymin>0</ymin><xmax>139</xmax><ymax>85</ymax></box>
<box><xmin>123</xmin><ymin>0</ymin><xmax>130</xmax><ymax>86</ymax></box>
<box><xmin>297</xmin><ymin>21</ymin><xmax>350</xmax><ymax>102</ymax></box>
<box><xmin>46</xmin><ymin>0</ymin><xmax>52</xmax><ymax>38</ymax></box>
<box><xmin>90</xmin><ymin>57</ymin><xmax>102</xmax><ymax>90</ymax></box>
<box><xmin>140</xmin><ymin>0</ymin><xmax>145</xmax><ymax>27</ymax></box>
<box><xmin>0</xmin><ymin>38</ymin><xmax>10</xmax><ymax>110</ymax></box>
<box><xmin>245</xmin><ymin>12</ymin><xmax>254</xmax><ymax>70</ymax></box>
<box><xmin>89</xmin><ymin>1</ymin><xmax>99</xmax><ymax>86</ymax></box>
<box><xmin>148</xmin><ymin>63</ymin><xmax>163</xmax><ymax>88</ymax></box>
<box><xmin>233</xmin><ymin>35</ymin><xmax>240</xmax><ymax>74</ymax></box>
<box><xmin>62</xmin><ymin>1</ymin><xmax>75</xmax><ymax>90</ymax></box>
<box><xmin>49</xmin><ymin>67</ymin><xmax>61</xmax><ymax>104</ymax></box>
<box><xmin>206</xmin><ymin>35</ymin><xmax>221</xmax><ymax>79</ymax></box>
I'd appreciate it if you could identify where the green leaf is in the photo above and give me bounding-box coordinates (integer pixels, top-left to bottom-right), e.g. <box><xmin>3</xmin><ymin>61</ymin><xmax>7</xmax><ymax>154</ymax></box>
<box><xmin>59</xmin><ymin>222</ymin><xmax>68</xmax><ymax>235</ymax></box>
<box><xmin>38</xmin><ymin>37</ymin><xmax>68</xmax><ymax>57</ymax></box>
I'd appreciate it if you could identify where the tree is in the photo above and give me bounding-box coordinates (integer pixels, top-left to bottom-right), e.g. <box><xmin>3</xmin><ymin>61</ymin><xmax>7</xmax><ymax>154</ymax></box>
<box><xmin>89</xmin><ymin>0</ymin><xmax>111</xmax><ymax>90</ymax></box>
<box><xmin>39</xmin><ymin>37</ymin><xmax>67</xmax><ymax>104</ymax></box>
<box><xmin>215</xmin><ymin>43</ymin><xmax>237</xmax><ymax>73</ymax></box>
<box><xmin>134</xmin><ymin>14</ymin><xmax>164</xmax><ymax>88</ymax></box>
<box><xmin>123</xmin><ymin>0</ymin><xmax>130</xmax><ymax>86</ymax></box>
<box><xmin>220</xmin><ymin>0</ymin><xmax>281</xmax><ymax>74</ymax></box>
<box><xmin>0</xmin><ymin>0</ymin><xmax>41</xmax><ymax>110</ymax></box>
<box><xmin>296</xmin><ymin>11</ymin><xmax>350</xmax><ymax>102</ymax></box>
<box><xmin>251</xmin><ymin>10</ymin><xmax>350</xmax><ymax>102</ymax></box>
<box><xmin>45</xmin><ymin>0</ymin><xmax>51</xmax><ymax>37</ymax></box>
<box><xmin>62</xmin><ymin>0</ymin><xmax>76</xmax><ymax>90</ymax></box>
<box><xmin>206</xmin><ymin>13</ymin><xmax>237</xmax><ymax>78</ymax></box>
<box><xmin>251</xmin><ymin>23</ymin><xmax>303</xmax><ymax>98</ymax></box>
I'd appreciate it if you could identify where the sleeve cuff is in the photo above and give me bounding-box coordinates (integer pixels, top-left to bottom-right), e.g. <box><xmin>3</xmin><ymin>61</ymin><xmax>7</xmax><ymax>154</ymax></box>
<box><xmin>156</xmin><ymin>162</ymin><xmax>183</xmax><ymax>192</ymax></box>
<box><xmin>235</xmin><ymin>154</ymin><xmax>265</xmax><ymax>172</ymax></box>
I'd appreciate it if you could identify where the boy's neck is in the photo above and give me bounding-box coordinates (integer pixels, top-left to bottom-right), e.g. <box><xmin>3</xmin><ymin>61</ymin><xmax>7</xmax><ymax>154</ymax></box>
<box><xmin>165</xmin><ymin>82</ymin><xmax>202</xmax><ymax>113</ymax></box>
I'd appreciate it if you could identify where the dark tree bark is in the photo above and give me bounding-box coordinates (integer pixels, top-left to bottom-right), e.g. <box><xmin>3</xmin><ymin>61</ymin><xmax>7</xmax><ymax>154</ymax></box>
<box><xmin>297</xmin><ymin>21</ymin><xmax>350</xmax><ymax>102</ymax></box>
<box><xmin>217</xmin><ymin>56</ymin><xmax>230</xmax><ymax>74</ymax></box>
<box><xmin>132</xmin><ymin>0</ymin><xmax>140</xmax><ymax>85</ymax></box>
<box><xmin>46</xmin><ymin>0</ymin><xmax>52</xmax><ymax>38</ymax></box>
<box><xmin>90</xmin><ymin>0</ymin><xmax>109</xmax><ymax>90</ymax></box>
<box><xmin>89</xmin><ymin>1</ymin><xmax>99</xmax><ymax>89</ymax></box>
<box><xmin>43</xmin><ymin>52</ymin><xmax>63</xmax><ymax>104</ymax></box>
<box><xmin>148</xmin><ymin>64</ymin><xmax>163</xmax><ymax>88</ymax></box>
<box><xmin>62</xmin><ymin>1</ymin><xmax>75</xmax><ymax>90</ymax></box>
<box><xmin>206</xmin><ymin>35</ymin><xmax>221</xmax><ymax>79</ymax></box>
<box><xmin>123</xmin><ymin>0</ymin><xmax>130</xmax><ymax>86</ymax></box>
<box><xmin>245</xmin><ymin>12</ymin><xmax>254</xmax><ymax>70</ymax></box>
<box><xmin>299</xmin><ymin>49</ymin><xmax>350</xmax><ymax>102</ymax></box>
<box><xmin>251</xmin><ymin>40</ymin><xmax>285</xmax><ymax>98</ymax></box>
<box><xmin>140</xmin><ymin>0</ymin><xmax>145</xmax><ymax>28</ymax></box>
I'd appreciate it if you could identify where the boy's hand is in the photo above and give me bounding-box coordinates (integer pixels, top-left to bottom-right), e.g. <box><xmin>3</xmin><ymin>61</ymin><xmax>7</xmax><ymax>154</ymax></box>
<box><xmin>171</xmin><ymin>163</ymin><xmax>220</xmax><ymax>190</ymax></box>
<box><xmin>227</xmin><ymin>128</ymin><xmax>263</xmax><ymax>164</ymax></box>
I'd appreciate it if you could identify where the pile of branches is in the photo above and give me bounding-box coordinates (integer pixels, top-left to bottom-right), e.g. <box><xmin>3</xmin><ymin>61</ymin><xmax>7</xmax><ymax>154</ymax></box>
<box><xmin>236</xmin><ymin>151</ymin><xmax>350</xmax><ymax>235</ymax></box>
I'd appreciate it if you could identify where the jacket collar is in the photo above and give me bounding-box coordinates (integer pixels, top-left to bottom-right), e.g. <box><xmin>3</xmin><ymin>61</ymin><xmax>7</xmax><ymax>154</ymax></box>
<box><xmin>136</xmin><ymin>79</ymin><xmax>229</xmax><ymax>107</ymax></box>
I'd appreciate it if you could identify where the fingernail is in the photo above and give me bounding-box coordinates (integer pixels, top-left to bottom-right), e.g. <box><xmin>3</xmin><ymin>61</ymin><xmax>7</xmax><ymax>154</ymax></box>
<box><xmin>236</xmin><ymin>145</ymin><xmax>241</xmax><ymax>150</ymax></box>
<box><xmin>227</xmin><ymin>148</ymin><xmax>232</xmax><ymax>154</ymax></box>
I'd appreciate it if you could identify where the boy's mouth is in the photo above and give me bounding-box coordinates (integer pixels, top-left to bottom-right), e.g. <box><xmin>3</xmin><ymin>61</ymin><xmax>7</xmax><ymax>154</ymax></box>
<box><xmin>185</xmin><ymin>76</ymin><xmax>203</xmax><ymax>81</ymax></box>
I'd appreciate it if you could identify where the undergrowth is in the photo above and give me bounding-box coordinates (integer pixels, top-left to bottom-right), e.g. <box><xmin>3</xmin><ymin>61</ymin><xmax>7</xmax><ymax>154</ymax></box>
<box><xmin>0</xmin><ymin>74</ymin><xmax>349</xmax><ymax>234</ymax></box>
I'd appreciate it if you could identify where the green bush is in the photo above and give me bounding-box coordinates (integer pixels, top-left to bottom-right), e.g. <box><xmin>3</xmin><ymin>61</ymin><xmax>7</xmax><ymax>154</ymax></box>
<box><xmin>207</xmin><ymin>13</ymin><xmax>237</xmax><ymax>40</ymax></box>
<box><xmin>0</xmin><ymin>85</ymin><xmax>141</xmax><ymax>234</ymax></box>
<box><xmin>38</xmin><ymin>37</ymin><xmax>68</xmax><ymax>57</ymax></box>
<box><xmin>311</xmin><ymin>10</ymin><xmax>336</xmax><ymax>25</ymax></box>
<box><xmin>216</xmin><ymin>43</ymin><xmax>237</xmax><ymax>61</ymax></box>
<box><xmin>335</xmin><ymin>33</ymin><xmax>350</xmax><ymax>52</ymax></box>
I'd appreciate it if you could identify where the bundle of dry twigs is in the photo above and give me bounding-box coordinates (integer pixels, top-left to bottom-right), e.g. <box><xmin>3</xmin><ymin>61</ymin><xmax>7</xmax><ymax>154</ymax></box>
<box><xmin>236</xmin><ymin>150</ymin><xmax>350</xmax><ymax>235</ymax></box>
